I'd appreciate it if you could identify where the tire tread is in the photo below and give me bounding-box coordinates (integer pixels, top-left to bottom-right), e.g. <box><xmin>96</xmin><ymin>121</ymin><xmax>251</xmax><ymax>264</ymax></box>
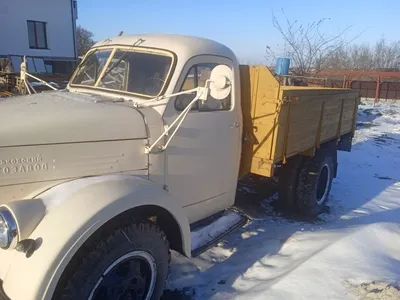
<box><xmin>296</xmin><ymin>147</ymin><xmax>335</xmax><ymax>217</ymax></box>
<box><xmin>54</xmin><ymin>220</ymin><xmax>169</xmax><ymax>300</ymax></box>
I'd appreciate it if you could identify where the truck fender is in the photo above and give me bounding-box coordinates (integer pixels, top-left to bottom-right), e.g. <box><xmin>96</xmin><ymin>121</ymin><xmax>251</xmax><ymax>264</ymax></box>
<box><xmin>1</xmin><ymin>174</ymin><xmax>191</xmax><ymax>300</ymax></box>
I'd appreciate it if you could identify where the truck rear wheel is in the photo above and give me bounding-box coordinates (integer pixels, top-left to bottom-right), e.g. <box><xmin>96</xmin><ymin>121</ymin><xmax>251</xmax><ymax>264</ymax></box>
<box><xmin>277</xmin><ymin>155</ymin><xmax>306</xmax><ymax>212</ymax></box>
<box><xmin>296</xmin><ymin>148</ymin><xmax>335</xmax><ymax>217</ymax></box>
<box><xmin>54</xmin><ymin>221</ymin><xmax>170</xmax><ymax>300</ymax></box>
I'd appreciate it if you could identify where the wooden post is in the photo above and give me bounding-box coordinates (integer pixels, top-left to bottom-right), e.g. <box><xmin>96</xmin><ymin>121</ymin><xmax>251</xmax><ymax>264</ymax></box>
<box><xmin>336</xmin><ymin>99</ymin><xmax>345</xmax><ymax>141</ymax></box>
<box><xmin>375</xmin><ymin>75</ymin><xmax>381</xmax><ymax>103</ymax></box>
<box><xmin>282</xmin><ymin>101</ymin><xmax>292</xmax><ymax>164</ymax></box>
<box><xmin>315</xmin><ymin>101</ymin><xmax>325</xmax><ymax>149</ymax></box>
<box><xmin>350</xmin><ymin>97</ymin><xmax>359</xmax><ymax>137</ymax></box>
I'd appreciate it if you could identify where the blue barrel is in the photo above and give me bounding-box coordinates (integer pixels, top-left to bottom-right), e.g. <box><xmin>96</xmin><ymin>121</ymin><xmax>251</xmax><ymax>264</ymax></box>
<box><xmin>275</xmin><ymin>58</ymin><xmax>290</xmax><ymax>75</ymax></box>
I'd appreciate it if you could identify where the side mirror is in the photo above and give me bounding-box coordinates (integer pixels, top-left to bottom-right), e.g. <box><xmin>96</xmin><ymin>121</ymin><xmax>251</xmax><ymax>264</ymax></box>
<box><xmin>196</xmin><ymin>65</ymin><xmax>232</xmax><ymax>101</ymax></box>
<box><xmin>209</xmin><ymin>65</ymin><xmax>233</xmax><ymax>100</ymax></box>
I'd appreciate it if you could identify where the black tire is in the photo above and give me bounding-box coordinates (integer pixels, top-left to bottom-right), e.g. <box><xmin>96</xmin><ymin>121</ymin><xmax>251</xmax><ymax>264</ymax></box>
<box><xmin>296</xmin><ymin>148</ymin><xmax>335</xmax><ymax>217</ymax></box>
<box><xmin>277</xmin><ymin>155</ymin><xmax>306</xmax><ymax>212</ymax></box>
<box><xmin>54</xmin><ymin>221</ymin><xmax>170</xmax><ymax>300</ymax></box>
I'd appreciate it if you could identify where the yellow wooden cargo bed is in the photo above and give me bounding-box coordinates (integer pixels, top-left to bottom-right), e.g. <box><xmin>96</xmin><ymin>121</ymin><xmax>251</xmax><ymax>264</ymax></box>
<box><xmin>239</xmin><ymin>65</ymin><xmax>360</xmax><ymax>178</ymax></box>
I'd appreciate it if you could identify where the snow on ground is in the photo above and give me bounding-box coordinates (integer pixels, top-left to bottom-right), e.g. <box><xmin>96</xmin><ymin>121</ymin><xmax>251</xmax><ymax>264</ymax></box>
<box><xmin>163</xmin><ymin>99</ymin><xmax>400</xmax><ymax>300</ymax></box>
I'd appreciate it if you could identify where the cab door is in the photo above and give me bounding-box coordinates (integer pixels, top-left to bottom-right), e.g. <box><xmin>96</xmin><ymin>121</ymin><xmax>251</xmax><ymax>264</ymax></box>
<box><xmin>163</xmin><ymin>56</ymin><xmax>242</xmax><ymax>223</ymax></box>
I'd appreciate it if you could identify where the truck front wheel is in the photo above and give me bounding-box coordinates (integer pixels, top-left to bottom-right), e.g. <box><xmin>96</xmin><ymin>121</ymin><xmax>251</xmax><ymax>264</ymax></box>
<box><xmin>296</xmin><ymin>148</ymin><xmax>335</xmax><ymax>217</ymax></box>
<box><xmin>54</xmin><ymin>221</ymin><xmax>170</xmax><ymax>300</ymax></box>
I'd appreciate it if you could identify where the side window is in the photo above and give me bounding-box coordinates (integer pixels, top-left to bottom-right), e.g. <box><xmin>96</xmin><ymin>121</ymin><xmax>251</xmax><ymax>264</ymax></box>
<box><xmin>175</xmin><ymin>67</ymin><xmax>198</xmax><ymax>111</ymax></box>
<box><xmin>175</xmin><ymin>63</ymin><xmax>231</xmax><ymax>112</ymax></box>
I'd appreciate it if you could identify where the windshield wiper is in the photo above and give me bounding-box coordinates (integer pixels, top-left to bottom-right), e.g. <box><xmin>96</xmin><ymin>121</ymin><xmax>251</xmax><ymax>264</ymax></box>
<box><xmin>99</xmin><ymin>38</ymin><xmax>145</xmax><ymax>83</ymax></box>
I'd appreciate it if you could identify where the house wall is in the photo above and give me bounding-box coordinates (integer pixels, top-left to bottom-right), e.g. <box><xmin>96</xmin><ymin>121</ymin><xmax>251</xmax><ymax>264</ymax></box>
<box><xmin>0</xmin><ymin>0</ymin><xmax>77</xmax><ymax>58</ymax></box>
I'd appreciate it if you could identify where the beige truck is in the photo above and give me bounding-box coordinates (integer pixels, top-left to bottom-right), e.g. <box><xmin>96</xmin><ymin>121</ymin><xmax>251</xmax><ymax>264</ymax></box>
<box><xmin>0</xmin><ymin>34</ymin><xmax>359</xmax><ymax>300</ymax></box>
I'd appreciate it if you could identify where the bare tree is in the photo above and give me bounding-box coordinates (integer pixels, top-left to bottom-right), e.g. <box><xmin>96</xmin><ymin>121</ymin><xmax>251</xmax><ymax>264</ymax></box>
<box><xmin>322</xmin><ymin>37</ymin><xmax>400</xmax><ymax>71</ymax></box>
<box><xmin>76</xmin><ymin>25</ymin><xmax>96</xmax><ymax>56</ymax></box>
<box><xmin>266</xmin><ymin>10</ymin><xmax>361</xmax><ymax>76</ymax></box>
<box><xmin>372</xmin><ymin>37</ymin><xmax>400</xmax><ymax>70</ymax></box>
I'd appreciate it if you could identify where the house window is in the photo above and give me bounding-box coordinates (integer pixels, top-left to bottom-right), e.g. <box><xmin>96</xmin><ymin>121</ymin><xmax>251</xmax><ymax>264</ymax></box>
<box><xmin>27</xmin><ymin>21</ymin><xmax>48</xmax><ymax>49</ymax></box>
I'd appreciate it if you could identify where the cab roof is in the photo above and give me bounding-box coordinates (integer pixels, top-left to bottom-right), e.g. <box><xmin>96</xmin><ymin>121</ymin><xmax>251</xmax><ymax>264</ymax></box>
<box><xmin>92</xmin><ymin>33</ymin><xmax>237</xmax><ymax>62</ymax></box>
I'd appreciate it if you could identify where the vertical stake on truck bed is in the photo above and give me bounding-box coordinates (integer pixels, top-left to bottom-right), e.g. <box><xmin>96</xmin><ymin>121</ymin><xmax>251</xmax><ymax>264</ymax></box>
<box><xmin>282</xmin><ymin>98</ymin><xmax>292</xmax><ymax>164</ymax></box>
<box><xmin>315</xmin><ymin>101</ymin><xmax>325</xmax><ymax>149</ymax></box>
<box><xmin>336</xmin><ymin>99</ymin><xmax>345</xmax><ymax>142</ymax></box>
<box><xmin>350</xmin><ymin>96</ymin><xmax>360</xmax><ymax>137</ymax></box>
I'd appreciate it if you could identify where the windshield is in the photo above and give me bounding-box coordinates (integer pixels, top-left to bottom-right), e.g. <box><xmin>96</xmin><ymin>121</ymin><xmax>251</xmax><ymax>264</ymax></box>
<box><xmin>70</xmin><ymin>48</ymin><xmax>174</xmax><ymax>97</ymax></box>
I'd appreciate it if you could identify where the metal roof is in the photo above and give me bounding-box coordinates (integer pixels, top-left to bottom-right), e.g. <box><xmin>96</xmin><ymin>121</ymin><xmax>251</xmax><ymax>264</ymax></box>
<box><xmin>93</xmin><ymin>33</ymin><xmax>237</xmax><ymax>62</ymax></box>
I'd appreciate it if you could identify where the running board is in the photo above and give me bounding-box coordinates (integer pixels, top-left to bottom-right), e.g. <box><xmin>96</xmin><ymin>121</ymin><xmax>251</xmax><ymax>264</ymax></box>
<box><xmin>191</xmin><ymin>209</ymin><xmax>248</xmax><ymax>257</ymax></box>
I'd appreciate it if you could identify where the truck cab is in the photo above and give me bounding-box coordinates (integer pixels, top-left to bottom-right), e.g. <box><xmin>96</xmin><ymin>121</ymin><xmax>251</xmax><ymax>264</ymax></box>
<box><xmin>67</xmin><ymin>34</ymin><xmax>243</xmax><ymax>224</ymax></box>
<box><xmin>0</xmin><ymin>34</ymin><xmax>243</xmax><ymax>300</ymax></box>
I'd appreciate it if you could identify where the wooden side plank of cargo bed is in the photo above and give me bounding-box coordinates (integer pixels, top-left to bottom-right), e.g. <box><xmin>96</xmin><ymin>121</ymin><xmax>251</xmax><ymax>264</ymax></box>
<box><xmin>275</xmin><ymin>90</ymin><xmax>359</xmax><ymax>162</ymax></box>
<box><xmin>238</xmin><ymin>65</ymin><xmax>360</xmax><ymax>179</ymax></box>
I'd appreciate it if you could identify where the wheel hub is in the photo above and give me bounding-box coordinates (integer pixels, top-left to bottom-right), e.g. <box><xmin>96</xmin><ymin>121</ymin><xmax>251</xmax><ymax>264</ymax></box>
<box><xmin>89</xmin><ymin>251</ymin><xmax>156</xmax><ymax>300</ymax></box>
<box><xmin>114</xmin><ymin>274</ymin><xmax>146</xmax><ymax>299</ymax></box>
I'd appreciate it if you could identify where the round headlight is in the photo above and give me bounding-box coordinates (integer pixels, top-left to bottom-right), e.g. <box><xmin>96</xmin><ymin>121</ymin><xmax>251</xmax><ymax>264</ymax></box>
<box><xmin>0</xmin><ymin>208</ymin><xmax>18</xmax><ymax>250</ymax></box>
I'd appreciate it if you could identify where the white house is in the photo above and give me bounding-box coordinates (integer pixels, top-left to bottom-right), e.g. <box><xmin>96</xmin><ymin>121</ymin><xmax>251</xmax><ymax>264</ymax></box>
<box><xmin>0</xmin><ymin>0</ymin><xmax>78</xmax><ymax>74</ymax></box>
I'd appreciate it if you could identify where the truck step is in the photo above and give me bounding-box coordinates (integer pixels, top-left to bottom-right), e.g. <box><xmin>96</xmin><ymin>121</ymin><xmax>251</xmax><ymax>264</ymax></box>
<box><xmin>190</xmin><ymin>209</ymin><xmax>248</xmax><ymax>257</ymax></box>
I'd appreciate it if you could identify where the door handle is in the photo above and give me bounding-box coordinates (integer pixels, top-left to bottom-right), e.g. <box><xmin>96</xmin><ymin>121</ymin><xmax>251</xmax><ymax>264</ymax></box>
<box><xmin>230</xmin><ymin>121</ymin><xmax>240</xmax><ymax>128</ymax></box>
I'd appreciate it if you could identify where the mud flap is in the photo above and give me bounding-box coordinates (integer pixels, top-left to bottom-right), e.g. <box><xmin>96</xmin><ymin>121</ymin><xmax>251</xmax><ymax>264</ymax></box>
<box><xmin>334</xmin><ymin>161</ymin><xmax>338</xmax><ymax>178</ymax></box>
<box><xmin>191</xmin><ymin>209</ymin><xmax>248</xmax><ymax>257</ymax></box>
<box><xmin>337</xmin><ymin>132</ymin><xmax>353</xmax><ymax>152</ymax></box>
